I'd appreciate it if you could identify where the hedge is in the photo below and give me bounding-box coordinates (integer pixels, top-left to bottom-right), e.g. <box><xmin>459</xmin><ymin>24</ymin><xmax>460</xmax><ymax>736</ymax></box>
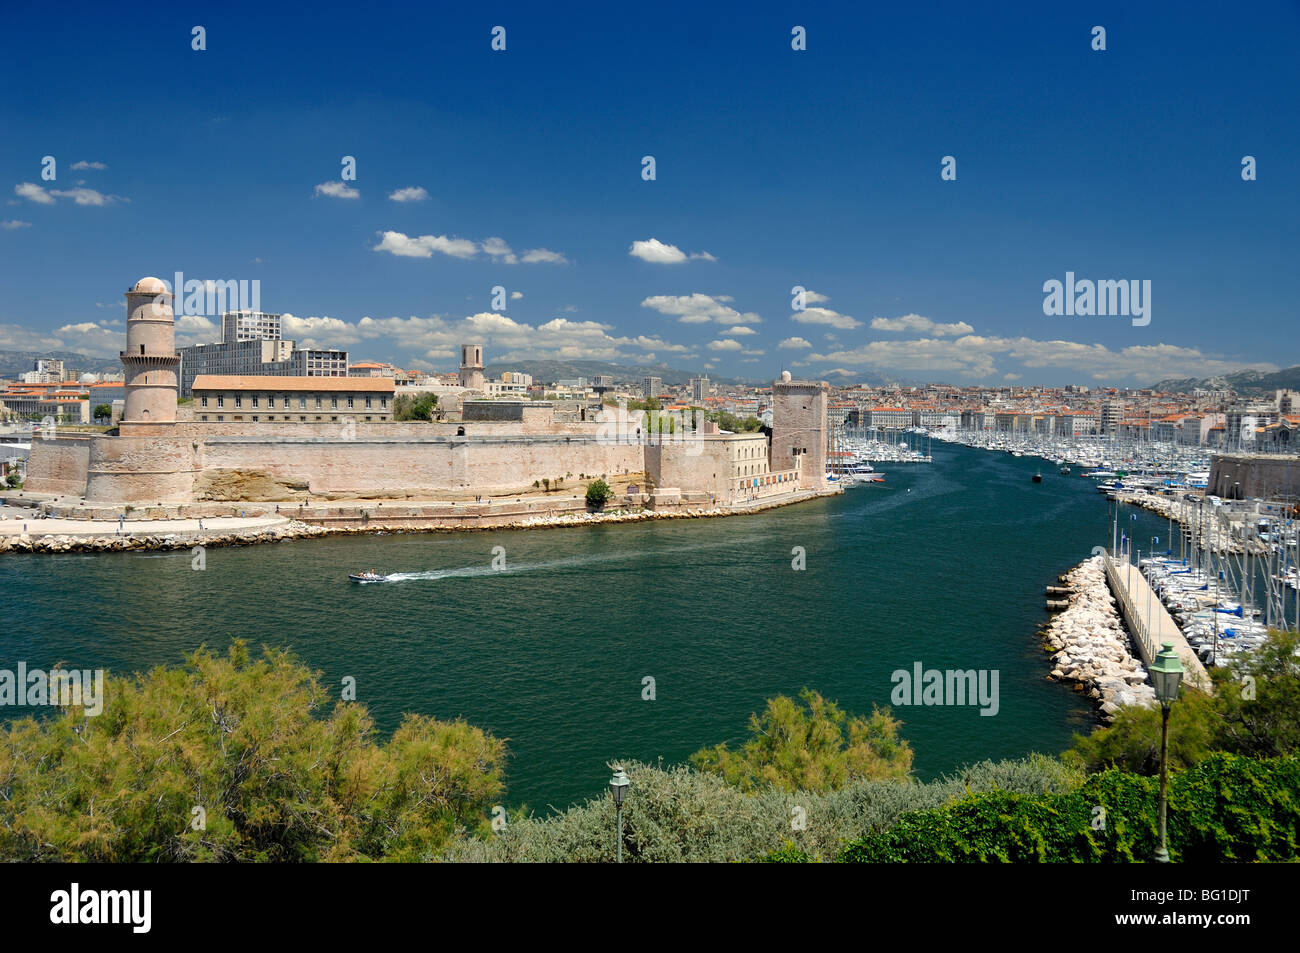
<box><xmin>837</xmin><ymin>753</ymin><xmax>1300</xmax><ymax>862</ymax></box>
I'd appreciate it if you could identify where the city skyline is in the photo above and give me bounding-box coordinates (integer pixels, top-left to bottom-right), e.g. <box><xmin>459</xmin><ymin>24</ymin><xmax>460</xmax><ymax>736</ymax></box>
<box><xmin>2</xmin><ymin>3</ymin><xmax>1296</xmax><ymax>386</ymax></box>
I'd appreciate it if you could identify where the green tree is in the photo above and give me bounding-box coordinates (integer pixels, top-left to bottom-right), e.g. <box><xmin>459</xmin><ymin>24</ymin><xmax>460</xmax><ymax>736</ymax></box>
<box><xmin>0</xmin><ymin>641</ymin><xmax>505</xmax><ymax>862</ymax></box>
<box><xmin>710</xmin><ymin>411</ymin><xmax>762</xmax><ymax>433</ymax></box>
<box><xmin>93</xmin><ymin>403</ymin><xmax>113</xmax><ymax>421</ymax></box>
<box><xmin>690</xmin><ymin>688</ymin><xmax>913</xmax><ymax>792</ymax></box>
<box><xmin>1212</xmin><ymin>628</ymin><xmax>1300</xmax><ymax>758</ymax></box>
<box><xmin>585</xmin><ymin>478</ymin><xmax>612</xmax><ymax>509</ymax></box>
<box><xmin>1065</xmin><ymin>689</ymin><xmax>1217</xmax><ymax>775</ymax></box>
<box><xmin>1066</xmin><ymin>629</ymin><xmax>1300</xmax><ymax>774</ymax></box>
<box><xmin>393</xmin><ymin>392</ymin><xmax>438</xmax><ymax>421</ymax></box>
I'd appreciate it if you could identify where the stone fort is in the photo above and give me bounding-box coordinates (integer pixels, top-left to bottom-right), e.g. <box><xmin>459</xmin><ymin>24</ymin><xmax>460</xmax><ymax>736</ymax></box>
<box><xmin>26</xmin><ymin>278</ymin><xmax>832</xmax><ymax>510</ymax></box>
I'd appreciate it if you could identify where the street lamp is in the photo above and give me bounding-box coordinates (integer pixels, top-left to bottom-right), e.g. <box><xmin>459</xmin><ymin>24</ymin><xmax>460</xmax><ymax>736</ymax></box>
<box><xmin>609</xmin><ymin>766</ymin><xmax>630</xmax><ymax>863</ymax></box>
<box><xmin>1149</xmin><ymin>642</ymin><xmax>1185</xmax><ymax>863</ymax></box>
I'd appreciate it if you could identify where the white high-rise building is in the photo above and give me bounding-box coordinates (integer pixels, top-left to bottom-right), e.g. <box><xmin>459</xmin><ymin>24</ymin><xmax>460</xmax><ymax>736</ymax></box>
<box><xmin>222</xmin><ymin>310</ymin><xmax>282</xmax><ymax>343</ymax></box>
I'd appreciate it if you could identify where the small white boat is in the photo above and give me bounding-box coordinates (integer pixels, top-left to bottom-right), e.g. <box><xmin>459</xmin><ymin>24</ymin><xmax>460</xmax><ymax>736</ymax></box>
<box><xmin>349</xmin><ymin>571</ymin><xmax>384</xmax><ymax>583</ymax></box>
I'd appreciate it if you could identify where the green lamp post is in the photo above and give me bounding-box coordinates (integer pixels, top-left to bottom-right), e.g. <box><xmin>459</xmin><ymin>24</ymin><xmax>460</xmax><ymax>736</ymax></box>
<box><xmin>609</xmin><ymin>767</ymin><xmax>630</xmax><ymax>864</ymax></box>
<box><xmin>1149</xmin><ymin>642</ymin><xmax>1185</xmax><ymax>863</ymax></box>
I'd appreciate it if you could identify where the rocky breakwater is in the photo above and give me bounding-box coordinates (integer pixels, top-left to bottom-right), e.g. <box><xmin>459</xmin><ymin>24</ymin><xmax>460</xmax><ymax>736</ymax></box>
<box><xmin>0</xmin><ymin>520</ymin><xmax>328</xmax><ymax>554</ymax></box>
<box><xmin>1041</xmin><ymin>555</ymin><xmax>1157</xmax><ymax>721</ymax></box>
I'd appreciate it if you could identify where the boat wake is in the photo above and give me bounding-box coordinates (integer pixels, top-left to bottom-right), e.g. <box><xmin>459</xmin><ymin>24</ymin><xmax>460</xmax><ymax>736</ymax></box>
<box><xmin>377</xmin><ymin>551</ymin><xmax>611</xmax><ymax>583</ymax></box>
<box><xmin>361</xmin><ymin>532</ymin><xmax>790</xmax><ymax>584</ymax></box>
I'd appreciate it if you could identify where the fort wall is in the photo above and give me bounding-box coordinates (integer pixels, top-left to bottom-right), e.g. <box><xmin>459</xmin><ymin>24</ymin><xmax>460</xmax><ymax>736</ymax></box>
<box><xmin>1208</xmin><ymin>453</ymin><xmax>1300</xmax><ymax>500</ymax></box>
<box><xmin>22</xmin><ymin>436</ymin><xmax>91</xmax><ymax>496</ymax></box>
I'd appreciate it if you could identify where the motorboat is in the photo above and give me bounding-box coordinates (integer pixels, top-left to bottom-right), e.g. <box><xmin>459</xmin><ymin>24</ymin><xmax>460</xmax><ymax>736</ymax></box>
<box><xmin>349</xmin><ymin>571</ymin><xmax>384</xmax><ymax>583</ymax></box>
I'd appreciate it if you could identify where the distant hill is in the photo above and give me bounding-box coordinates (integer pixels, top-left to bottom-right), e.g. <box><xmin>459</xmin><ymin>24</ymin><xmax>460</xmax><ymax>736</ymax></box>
<box><xmin>0</xmin><ymin>348</ymin><xmax>120</xmax><ymax>380</ymax></box>
<box><xmin>1153</xmin><ymin>366</ymin><xmax>1300</xmax><ymax>394</ymax></box>
<box><xmin>482</xmin><ymin>359</ymin><xmax>757</xmax><ymax>387</ymax></box>
<box><xmin>479</xmin><ymin>359</ymin><xmax>916</xmax><ymax>389</ymax></box>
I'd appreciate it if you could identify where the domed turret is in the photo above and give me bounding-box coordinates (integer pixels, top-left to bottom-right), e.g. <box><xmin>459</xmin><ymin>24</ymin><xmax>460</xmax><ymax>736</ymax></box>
<box><xmin>131</xmin><ymin>276</ymin><xmax>169</xmax><ymax>295</ymax></box>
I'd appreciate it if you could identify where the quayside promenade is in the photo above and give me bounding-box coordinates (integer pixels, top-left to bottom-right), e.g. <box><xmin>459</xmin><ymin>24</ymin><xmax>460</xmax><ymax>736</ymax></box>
<box><xmin>1102</xmin><ymin>552</ymin><xmax>1213</xmax><ymax>692</ymax></box>
<box><xmin>0</xmin><ymin>484</ymin><xmax>837</xmax><ymax>553</ymax></box>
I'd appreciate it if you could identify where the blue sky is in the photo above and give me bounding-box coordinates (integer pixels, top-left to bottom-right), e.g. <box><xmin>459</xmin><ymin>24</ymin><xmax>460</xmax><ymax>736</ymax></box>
<box><xmin>2</xmin><ymin>1</ymin><xmax>1296</xmax><ymax>384</ymax></box>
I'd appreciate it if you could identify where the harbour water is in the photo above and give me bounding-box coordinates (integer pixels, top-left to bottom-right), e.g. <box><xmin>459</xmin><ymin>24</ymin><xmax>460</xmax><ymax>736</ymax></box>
<box><xmin>1</xmin><ymin>442</ymin><xmax>1180</xmax><ymax>810</ymax></box>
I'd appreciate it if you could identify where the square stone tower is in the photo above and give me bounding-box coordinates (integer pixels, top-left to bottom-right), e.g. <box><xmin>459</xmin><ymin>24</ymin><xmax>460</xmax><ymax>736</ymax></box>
<box><xmin>770</xmin><ymin>374</ymin><xmax>829</xmax><ymax>490</ymax></box>
<box><xmin>459</xmin><ymin>344</ymin><xmax>485</xmax><ymax>391</ymax></box>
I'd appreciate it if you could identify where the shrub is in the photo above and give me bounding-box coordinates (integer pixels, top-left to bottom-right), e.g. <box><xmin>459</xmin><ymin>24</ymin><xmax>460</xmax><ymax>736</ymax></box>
<box><xmin>439</xmin><ymin>755</ymin><xmax>1081</xmax><ymax>863</ymax></box>
<box><xmin>1067</xmin><ymin>630</ymin><xmax>1300</xmax><ymax>774</ymax></box>
<box><xmin>690</xmin><ymin>688</ymin><xmax>913</xmax><ymax>792</ymax></box>
<box><xmin>585</xmin><ymin>479</ymin><xmax>612</xmax><ymax>509</ymax></box>
<box><xmin>0</xmin><ymin>642</ymin><xmax>506</xmax><ymax>862</ymax></box>
<box><xmin>838</xmin><ymin>753</ymin><xmax>1300</xmax><ymax>863</ymax></box>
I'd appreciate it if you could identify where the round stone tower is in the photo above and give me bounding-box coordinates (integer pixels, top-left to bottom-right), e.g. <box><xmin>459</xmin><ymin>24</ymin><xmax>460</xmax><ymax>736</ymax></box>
<box><xmin>121</xmin><ymin>276</ymin><xmax>181</xmax><ymax>423</ymax></box>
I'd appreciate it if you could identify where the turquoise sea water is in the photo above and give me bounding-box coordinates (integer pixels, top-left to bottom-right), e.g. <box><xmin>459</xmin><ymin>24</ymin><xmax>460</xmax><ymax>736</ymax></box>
<box><xmin>1</xmin><ymin>443</ymin><xmax>1178</xmax><ymax>809</ymax></box>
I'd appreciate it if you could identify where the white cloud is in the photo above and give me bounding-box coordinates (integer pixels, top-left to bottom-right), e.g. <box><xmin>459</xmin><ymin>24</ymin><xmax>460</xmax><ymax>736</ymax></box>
<box><xmin>173</xmin><ymin>313</ymin><xmax>220</xmax><ymax>346</ymax></box>
<box><xmin>0</xmin><ymin>219</ymin><xmax>31</xmax><ymax>229</ymax></box>
<box><xmin>807</xmin><ymin>331</ymin><xmax>1279</xmax><ymax>384</ymax></box>
<box><xmin>629</xmin><ymin>238</ymin><xmax>716</xmax><ymax>264</ymax></box>
<box><xmin>521</xmin><ymin>247</ymin><xmax>569</xmax><ymax>264</ymax></box>
<box><xmin>14</xmin><ymin>182</ymin><xmax>55</xmax><ymax>204</ymax></box>
<box><xmin>791</xmin><ymin>306</ymin><xmax>861</xmax><ymax>329</ymax></box>
<box><xmin>779</xmin><ymin>336</ymin><xmax>812</xmax><ymax>349</ymax></box>
<box><xmin>641</xmin><ymin>293</ymin><xmax>761</xmax><ymax>326</ymax></box>
<box><xmin>70</xmin><ymin>161</ymin><xmax>107</xmax><ymax>171</ymax></box>
<box><xmin>803</xmin><ymin>290</ymin><xmax>830</xmax><ymax>304</ymax></box>
<box><xmin>53</xmin><ymin>321</ymin><xmax>124</xmax><ymax>355</ymax></box>
<box><xmin>481</xmin><ymin>237</ymin><xmax>518</xmax><ymax>264</ymax></box>
<box><xmin>52</xmin><ymin>187</ymin><xmax>120</xmax><ymax>206</ymax></box>
<box><xmin>1004</xmin><ymin>373</ymin><xmax>1022</xmax><ymax>381</ymax></box>
<box><xmin>372</xmin><ymin>231</ymin><xmax>568</xmax><ymax>264</ymax></box>
<box><xmin>14</xmin><ymin>182</ymin><xmax>123</xmax><ymax>206</ymax></box>
<box><xmin>255</xmin><ymin>308</ymin><xmax>695</xmax><ymax>366</ymax></box>
<box><xmin>708</xmin><ymin>339</ymin><xmax>743</xmax><ymax>351</ymax></box>
<box><xmin>314</xmin><ymin>181</ymin><xmax>360</xmax><ymax>199</ymax></box>
<box><xmin>510</xmin><ymin>291</ymin><xmax>523</xmax><ymax>300</ymax></box>
<box><xmin>871</xmin><ymin>313</ymin><xmax>975</xmax><ymax>336</ymax></box>
<box><xmin>727</xmin><ymin>326</ymin><xmax>758</xmax><ymax>335</ymax></box>
<box><xmin>372</xmin><ymin>230</ymin><xmax>478</xmax><ymax>259</ymax></box>
<box><xmin>388</xmin><ymin>186</ymin><xmax>429</xmax><ymax>202</ymax></box>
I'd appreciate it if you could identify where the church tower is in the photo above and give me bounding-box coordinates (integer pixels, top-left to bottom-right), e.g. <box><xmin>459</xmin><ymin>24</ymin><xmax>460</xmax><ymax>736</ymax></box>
<box><xmin>459</xmin><ymin>343</ymin><xmax>485</xmax><ymax>391</ymax></box>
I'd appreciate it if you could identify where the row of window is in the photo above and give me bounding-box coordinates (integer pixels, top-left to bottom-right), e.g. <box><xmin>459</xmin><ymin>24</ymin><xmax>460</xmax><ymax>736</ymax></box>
<box><xmin>199</xmin><ymin>415</ymin><xmax>379</xmax><ymax>423</ymax></box>
<box><xmin>199</xmin><ymin>394</ymin><xmax>388</xmax><ymax>410</ymax></box>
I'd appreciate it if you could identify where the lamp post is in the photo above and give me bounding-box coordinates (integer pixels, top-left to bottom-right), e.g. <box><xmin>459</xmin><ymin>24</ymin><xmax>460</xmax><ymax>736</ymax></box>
<box><xmin>609</xmin><ymin>767</ymin><xmax>630</xmax><ymax>863</ymax></box>
<box><xmin>1149</xmin><ymin>642</ymin><xmax>1185</xmax><ymax>863</ymax></box>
